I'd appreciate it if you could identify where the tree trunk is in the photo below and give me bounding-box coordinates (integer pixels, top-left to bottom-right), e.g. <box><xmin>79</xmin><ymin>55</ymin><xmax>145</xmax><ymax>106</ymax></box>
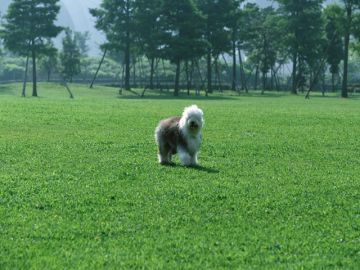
<box><xmin>132</xmin><ymin>57</ymin><xmax>136</xmax><ymax>87</ymax></box>
<box><xmin>215</xmin><ymin>57</ymin><xmax>221</xmax><ymax>92</ymax></box>
<box><xmin>232</xmin><ymin>37</ymin><xmax>236</xmax><ymax>91</ymax></box>
<box><xmin>291</xmin><ymin>51</ymin><xmax>298</xmax><ymax>94</ymax></box>
<box><xmin>185</xmin><ymin>60</ymin><xmax>190</xmax><ymax>95</ymax></box>
<box><xmin>90</xmin><ymin>48</ymin><xmax>107</xmax><ymax>88</ymax></box>
<box><xmin>125</xmin><ymin>35</ymin><xmax>131</xmax><ymax>90</ymax></box>
<box><xmin>207</xmin><ymin>49</ymin><xmax>212</xmax><ymax>94</ymax></box>
<box><xmin>149</xmin><ymin>57</ymin><xmax>155</xmax><ymax>90</ymax></box>
<box><xmin>22</xmin><ymin>53</ymin><xmax>30</xmax><ymax>97</ymax></box>
<box><xmin>31</xmin><ymin>46</ymin><xmax>37</xmax><ymax>97</ymax></box>
<box><xmin>261</xmin><ymin>72</ymin><xmax>266</xmax><ymax>94</ymax></box>
<box><xmin>174</xmin><ymin>59</ymin><xmax>181</xmax><ymax>96</ymax></box>
<box><xmin>332</xmin><ymin>73</ymin><xmax>335</xmax><ymax>92</ymax></box>
<box><xmin>254</xmin><ymin>65</ymin><xmax>259</xmax><ymax>90</ymax></box>
<box><xmin>238</xmin><ymin>47</ymin><xmax>247</xmax><ymax>92</ymax></box>
<box><xmin>189</xmin><ymin>60</ymin><xmax>194</xmax><ymax>92</ymax></box>
<box><xmin>341</xmin><ymin>7</ymin><xmax>351</xmax><ymax>98</ymax></box>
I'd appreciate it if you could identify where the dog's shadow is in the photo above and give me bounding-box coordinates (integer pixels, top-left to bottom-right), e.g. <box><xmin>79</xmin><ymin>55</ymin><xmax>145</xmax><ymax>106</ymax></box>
<box><xmin>162</xmin><ymin>163</ymin><xmax>219</xmax><ymax>174</ymax></box>
<box><xmin>190</xmin><ymin>165</ymin><xmax>219</xmax><ymax>174</ymax></box>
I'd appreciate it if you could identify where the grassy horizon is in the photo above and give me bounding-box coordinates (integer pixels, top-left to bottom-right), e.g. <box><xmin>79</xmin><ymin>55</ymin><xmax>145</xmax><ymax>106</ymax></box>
<box><xmin>1</xmin><ymin>83</ymin><xmax>359</xmax><ymax>269</ymax></box>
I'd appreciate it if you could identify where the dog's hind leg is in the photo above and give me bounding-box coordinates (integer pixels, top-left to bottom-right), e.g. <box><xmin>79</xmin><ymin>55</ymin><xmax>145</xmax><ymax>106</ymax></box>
<box><xmin>158</xmin><ymin>142</ymin><xmax>171</xmax><ymax>165</ymax></box>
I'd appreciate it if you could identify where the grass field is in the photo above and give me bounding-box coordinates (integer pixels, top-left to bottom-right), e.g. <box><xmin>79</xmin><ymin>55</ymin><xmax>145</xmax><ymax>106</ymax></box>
<box><xmin>0</xmin><ymin>83</ymin><xmax>359</xmax><ymax>269</ymax></box>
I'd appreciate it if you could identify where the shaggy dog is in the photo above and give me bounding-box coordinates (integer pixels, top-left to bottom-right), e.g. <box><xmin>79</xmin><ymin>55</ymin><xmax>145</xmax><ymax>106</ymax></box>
<box><xmin>155</xmin><ymin>105</ymin><xmax>204</xmax><ymax>166</ymax></box>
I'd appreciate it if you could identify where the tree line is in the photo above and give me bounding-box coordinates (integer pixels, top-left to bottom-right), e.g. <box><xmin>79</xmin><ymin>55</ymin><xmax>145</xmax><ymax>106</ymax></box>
<box><xmin>0</xmin><ymin>0</ymin><xmax>360</xmax><ymax>98</ymax></box>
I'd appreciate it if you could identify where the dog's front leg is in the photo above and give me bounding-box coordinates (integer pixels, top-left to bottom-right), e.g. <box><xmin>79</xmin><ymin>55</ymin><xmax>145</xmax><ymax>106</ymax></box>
<box><xmin>190</xmin><ymin>153</ymin><xmax>198</xmax><ymax>166</ymax></box>
<box><xmin>177</xmin><ymin>147</ymin><xmax>193</xmax><ymax>166</ymax></box>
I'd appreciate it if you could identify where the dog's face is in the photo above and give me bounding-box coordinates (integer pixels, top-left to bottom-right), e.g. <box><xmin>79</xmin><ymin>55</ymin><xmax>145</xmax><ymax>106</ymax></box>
<box><xmin>179</xmin><ymin>105</ymin><xmax>204</xmax><ymax>136</ymax></box>
<box><xmin>187</xmin><ymin>116</ymin><xmax>202</xmax><ymax>134</ymax></box>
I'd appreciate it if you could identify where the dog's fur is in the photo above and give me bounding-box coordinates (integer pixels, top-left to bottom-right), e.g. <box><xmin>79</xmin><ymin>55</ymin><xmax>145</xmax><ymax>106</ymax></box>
<box><xmin>155</xmin><ymin>105</ymin><xmax>204</xmax><ymax>166</ymax></box>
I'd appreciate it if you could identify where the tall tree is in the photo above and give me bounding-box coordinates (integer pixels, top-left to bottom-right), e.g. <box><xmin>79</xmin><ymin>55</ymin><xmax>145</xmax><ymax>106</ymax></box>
<box><xmin>90</xmin><ymin>0</ymin><xmax>136</xmax><ymax>91</ymax></box>
<box><xmin>353</xmin><ymin>12</ymin><xmax>360</xmax><ymax>53</ymax></box>
<box><xmin>134</xmin><ymin>0</ymin><xmax>162</xmax><ymax>90</ymax></box>
<box><xmin>1</xmin><ymin>0</ymin><xmax>62</xmax><ymax>96</ymax></box>
<box><xmin>38</xmin><ymin>40</ymin><xmax>58</xmax><ymax>82</ymax></box>
<box><xmin>74</xmin><ymin>31</ymin><xmax>90</xmax><ymax>57</ymax></box>
<box><xmin>275</xmin><ymin>0</ymin><xmax>324</xmax><ymax>94</ymax></box>
<box><xmin>238</xmin><ymin>3</ymin><xmax>261</xmax><ymax>91</ymax></box>
<box><xmin>197</xmin><ymin>0</ymin><xmax>234</xmax><ymax>93</ymax></box>
<box><xmin>60</xmin><ymin>29</ymin><xmax>81</xmax><ymax>82</ymax></box>
<box><xmin>324</xmin><ymin>4</ymin><xmax>344</xmax><ymax>92</ymax></box>
<box><xmin>340</xmin><ymin>0</ymin><xmax>360</xmax><ymax>98</ymax></box>
<box><xmin>251</xmin><ymin>7</ymin><xmax>280</xmax><ymax>92</ymax></box>
<box><xmin>227</xmin><ymin>0</ymin><xmax>242</xmax><ymax>91</ymax></box>
<box><xmin>160</xmin><ymin>0</ymin><xmax>206</xmax><ymax>96</ymax></box>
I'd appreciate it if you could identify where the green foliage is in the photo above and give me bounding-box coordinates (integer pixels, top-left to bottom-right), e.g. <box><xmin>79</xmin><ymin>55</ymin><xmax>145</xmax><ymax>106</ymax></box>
<box><xmin>60</xmin><ymin>29</ymin><xmax>81</xmax><ymax>82</ymax></box>
<box><xmin>159</xmin><ymin>0</ymin><xmax>206</xmax><ymax>95</ymax></box>
<box><xmin>74</xmin><ymin>31</ymin><xmax>90</xmax><ymax>57</ymax></box>
<box><xmin>1</xmin><ymin>0</ymin><xmax>62</xmax><ymax>96</ymax></box>
<box><xmin>324</xmin><ymin>4</ymin><xmax>344</xmax><ymax>75</ymax></box>
<box><xmin>339</xmin><ymin>0</ymin><xmax>360</xmax><ymax>97</ymax></box>
<box><xmin>0</xmin><ymin>83</ymin><xmax>360</xmax><ymax>268</ymax></box>
<box><xmin>159</xmin><ymin>0</ymin><xmax>206</xmax><ymax>63</ymax></box>
<box><xmin>242</xmin><ymin>6</ymin><xmax>282</xmax><ymax>80</ymax></box>
<box><xmin>90</xmin><ymin>0</ymin><xmax>136</xmax><ymax>90</ymax></box>
<box><xmin>90</xmin><ymin>0</ymin><xmax>136</xmax><ymax>52</ymax></box>
<box><xmin>352</xmin><ymin>12</ymin><xmax>360</xmax><ymax>53</ymax></box>
<box><xmin>1</xmin><ymin>0</ymin><xmax>62</xmax><ymax>56</ymax></box>
<box><xmin>275</xmin><ymin>0</ymin><xmax>325</xmax><ymax>93</ymax></box>
<box><xmin>0</xmin><ymin>55</ymin><xmax>25</xmax><ymax>80</ymax></box>
<box><xmin>134</xmin><ymin>0</ymin><xmax>162</xmax><ymax>59</ymax></box>
<box><xmin>197</xmin><ymin>0</ymin><xmax>234</xmax><ymax>56</ymax></box>
<box><xmin>38</xmin><ymin>40</ymin><xmax>58</xmax><ymax>81</ymax></box>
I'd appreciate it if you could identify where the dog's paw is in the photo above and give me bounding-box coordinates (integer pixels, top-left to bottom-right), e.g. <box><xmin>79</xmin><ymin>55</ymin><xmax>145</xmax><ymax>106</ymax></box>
<box><xmin>160</xmin><ymin>161</ymin><xmax>175</xmax><ymax>166</ymax></box>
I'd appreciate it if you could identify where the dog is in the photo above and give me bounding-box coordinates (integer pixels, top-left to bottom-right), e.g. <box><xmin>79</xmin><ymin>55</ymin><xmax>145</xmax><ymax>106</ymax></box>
<box><xmin>155</xmin><ymin>105</ymin><xmax>204</xmax><ymax>166</ymax></box>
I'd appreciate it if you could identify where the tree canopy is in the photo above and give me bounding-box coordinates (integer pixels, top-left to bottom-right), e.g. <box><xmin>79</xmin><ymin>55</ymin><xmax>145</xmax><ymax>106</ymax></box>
<box><xmin>1</xmin><ymin>0</ymin><xmax>62</xmax><ymax>96</ymax></box>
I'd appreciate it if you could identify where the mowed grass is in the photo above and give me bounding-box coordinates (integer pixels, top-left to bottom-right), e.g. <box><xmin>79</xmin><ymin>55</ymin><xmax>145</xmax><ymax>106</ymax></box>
<box><xmin>0</xmin><ymin>83</ymin><xmax>359</xmax><ymax>269</ymax></box>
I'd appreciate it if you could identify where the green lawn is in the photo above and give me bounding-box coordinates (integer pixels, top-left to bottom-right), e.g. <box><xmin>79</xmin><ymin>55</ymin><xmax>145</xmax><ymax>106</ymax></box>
<box><xmin>0</xmin><ymin>83</ymin><xmax>359</xmax><ymax>269</ymax></box>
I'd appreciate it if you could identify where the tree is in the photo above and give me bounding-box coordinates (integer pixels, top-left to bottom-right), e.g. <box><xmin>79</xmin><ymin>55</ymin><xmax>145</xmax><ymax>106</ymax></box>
<box><xmin>1</xmin><ymin>0</ymin><xmax>62</xmax><ymax>96</ymax></box>
<box><xmin>159</xmin><ymin>0</ymin><xmax>206</xmax><ymax>96</ymax></box>
<box><xmin>60</xmin><ymin>29</ymin><xmax>81</xmax><ymax>82</ymax></box>
<box><xmin>324</xmin><ymin>4</ymin><xmax>344</xmax><ymax>92</ymax></box>
<box><xmin>246</xmin><ymin>7</ymin><xmax>280</xmax><ymax>93</ymax></box>
<box><xmin>353</xmin><ymin>12</ymin><xmax>360</xmax><ymax>53</ymax></box>
<box><xmin>197</xmin><ymin>0</ymin><xmax>234</xmax><ymax>93</ymax></box>
<box><xmin>275</xmin><ymin>0</ymin><xmax>324</xmax><ymax>94</ymax></box>
<box><xmin>134</xmin><ymin>0</ymin><xmax>162</xmax><ymax>90</ymax></box>
<box><xmin>74</xmin><ymin>31</ymin><xmax>90</xmax><ymax>57</ymax></box>
<box><xmin>220</xmin><ymin>0</ymin><xmax>242</xmax><ymax>91</ymax></box>
<box><xmin>90</xmin><ymin>0</ymin><xmax>136</xmax><ymax>91</ymax></box>
<box><xmin>38</xmin><ymin>40</ymin><xmax>58</xmax><ymax>82</ymax></box>
<box><xmin>74</xmin><ymin>31</ymin><xmax>91</xmax><ymax>81</ymax></box>
<box><xmin>340</xmin><ymin>0</ymin><xmax>360</xmax><ymax>98</ymax></box>
<box><xmin>0</xmin><ymin>12</ymin><xmax>4</xmax><ymax>57</ymax></box>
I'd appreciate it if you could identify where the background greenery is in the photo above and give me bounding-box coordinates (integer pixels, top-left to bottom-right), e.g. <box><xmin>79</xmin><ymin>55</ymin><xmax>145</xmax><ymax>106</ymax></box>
<box><xmin>0</xmin><ymin>83</ymin><xmax>359</xmax><ymax>269</ymax></box>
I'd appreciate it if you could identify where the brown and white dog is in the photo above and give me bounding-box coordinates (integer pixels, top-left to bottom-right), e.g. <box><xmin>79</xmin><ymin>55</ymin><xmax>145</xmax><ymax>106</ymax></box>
<box><xmin>155</xmin><ymin>105</ymin><xmax>204</xmax><ymax>166</ymax></box>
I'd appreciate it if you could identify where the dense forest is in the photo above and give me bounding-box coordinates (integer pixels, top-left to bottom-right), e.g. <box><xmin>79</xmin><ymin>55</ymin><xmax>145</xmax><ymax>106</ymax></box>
<box><xmin>0</xmin><ymin>0</ymin><xmax>359</xmax><ymax>97</ymax></box>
